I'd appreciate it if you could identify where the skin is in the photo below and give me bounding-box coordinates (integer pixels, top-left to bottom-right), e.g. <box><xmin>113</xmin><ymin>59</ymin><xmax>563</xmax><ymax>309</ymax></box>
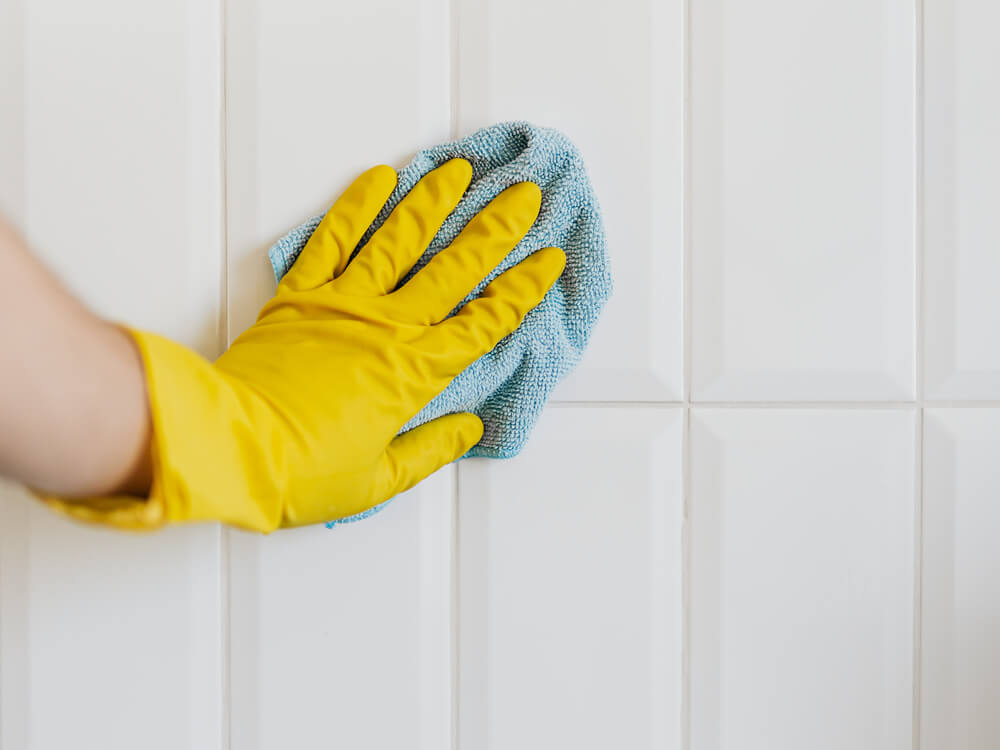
<box><xmin>0</xmin><ymin>217</ymin><xmax>152</xmax><ymax>497</ymax></box>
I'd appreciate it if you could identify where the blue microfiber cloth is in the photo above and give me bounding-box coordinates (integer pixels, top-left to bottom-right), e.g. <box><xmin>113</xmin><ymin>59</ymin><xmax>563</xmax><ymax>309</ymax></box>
<box><xmin>268</xmin><ymin>121</ymin><xmax>612</xmax><ymax>526</ymax></box>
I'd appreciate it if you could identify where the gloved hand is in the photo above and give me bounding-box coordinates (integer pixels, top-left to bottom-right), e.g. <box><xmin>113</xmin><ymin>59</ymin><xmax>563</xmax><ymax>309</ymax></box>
<box><xmin>38</xmin><ymin>158</ymin><xmax>564</xmax><ymax>532</ymax></box>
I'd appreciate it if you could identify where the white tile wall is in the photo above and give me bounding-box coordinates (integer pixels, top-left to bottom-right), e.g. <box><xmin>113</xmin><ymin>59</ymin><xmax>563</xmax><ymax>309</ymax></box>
<box><xmin>229</xmin><ymin>474</ymin><xmax>454</xmax><ymax>750</ymax></box>
<box><xmin>457</xmin><ymin>408</ymin><xmax>683</xmax><ymax>749</ymax></box>
<box><xmin>458</xmin><ymin>0</ymin><xmax>686</xmax><ymax>401</ymax></box>
<box><xmin>223</xmin><ymin>2</ymin><xmax>454</xmax><ymax>748</ymax></box>
<box><xmin>922</xmin><ymin>409</ymin><xmax>1000</xmax><ymax>750</ymax></box>
<box><xmin>690</xmin><ymin>0</ymin><xmax>915</xmax><ymax>401</ymax></box>
<box><xmin>690</xmin><ymin>410</ymin><xmax>916</xmax><ymax>750</ymax></box>
<box><xmin>2</xmin><ymin>0</ymin><xmax>999</xmax><ymax>748</ymax></box>
<box><xmin>923</xmin><ymin>0</ymin><xmax>1000</xmax><ymax>400</ymax></box>
<box><xmin>0</xmin><ymin>2</ymin><xmax>224</xmax><ymax>748</ymax></box>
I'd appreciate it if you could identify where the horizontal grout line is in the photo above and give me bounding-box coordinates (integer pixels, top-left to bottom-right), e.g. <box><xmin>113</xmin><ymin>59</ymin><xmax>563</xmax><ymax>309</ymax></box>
<box><xmin>549</xmin><ymin>399</ymin><xmax>1000</xmax><ymax>409</ymax></box>
<box><xmin>690</xmin><ymin>401</ymin><xmax>920</xmax><ymax>409</ymax></box>
<box><xmin>550</xmin><ymin>400</ymin><xmax>687</xmax><ymax>408</ymax></box>
<box><xmin>922</xmin><ymin>400</ymin><xmax>1000</xmax><ymax>408</ymax></box>
<box><xmin>551</xmin><ymin>399</ymin><xmax>920</xmax><ymax>409</ymax></box>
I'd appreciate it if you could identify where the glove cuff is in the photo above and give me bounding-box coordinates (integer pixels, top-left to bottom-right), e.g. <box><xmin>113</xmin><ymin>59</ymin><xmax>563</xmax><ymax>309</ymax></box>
<box><xmin>35</xmin><ymin>329</ymin><xmax>285</xmax><ymax>533</ymax></box>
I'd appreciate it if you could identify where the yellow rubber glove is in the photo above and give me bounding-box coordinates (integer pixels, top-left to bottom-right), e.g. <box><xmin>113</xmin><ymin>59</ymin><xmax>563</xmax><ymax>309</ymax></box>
<box><xmin>39</xmin><ymin>158</ymin><xmax>565</xmax><ymax>532</ymax></box>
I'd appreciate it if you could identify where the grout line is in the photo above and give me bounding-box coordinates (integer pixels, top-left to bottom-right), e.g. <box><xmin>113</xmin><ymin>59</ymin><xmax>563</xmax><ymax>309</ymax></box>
<box><xmin>548</xmin><ymin>399</ymin><xmax>1000</xmax><ymax>409</ymax></box>
<box><xmin>682</xmin><ymin>1</ymin><xmax>693</xmax><ymax>410</ymax></box>
<box><xmin>219</xmin><ymin>524</ymin><xmax>231</xmax><ymax>750</ymax></box>
<box><xmin>913</xmin><ymin>0</ymin><xmax>925</xmax><ymax>411</ymax></box>
<box><xmin>549</xmin><ymin>399</ymin><xmax>926</xmax><ymax>409</ymax></box>
<box><xmin>688</xmin><ymin>400</ymin><xmax>918</xmax><ymax>409</ymax></box>
<box><xmin>550</xmin><ymin>400</ymin><xmax>686</xmax><ymax>408</ymax></box>
<box><xmin>449</xmin><ymin>0</ymin><xmax>460</xmax><ymax>139</ymax></box>
<box><xmin>680</xmin><ymin>0</ymin><xmax>692</xmax><ymax>745</ymax></box>
<box><xmin>680</xmin><ymin>406</ymin><xmax>692</xmax><ymax>750</ymax></box>
<box><xmin>549</xmin><ymin>399</ymin><xmax>1000</xmax><ymax>409</ymax></box>
<box><xmin>913</xmin><ymin>408</ymin><xmax>924</xmax><ymax>750</ymax></box>
<box><xmin>218</xmin><ymin>0</ymin><xmax>232</xmax><ymax>747</ymax></box>
<box><xmin>218</xmin><ymin>0</ymin><xmax>230</xmax><ymax>354</ymax></box>
<box><xmin>451</xmin><ymin>465</ymin><xmax>461</xmax><ymax>750</ymax></box>
<box><xmin>912</xmin><ymin>0</ymin><xmax>925</xmax><ymax>747</ymax></box>
<box><xmin>922</xmin><ymin>400</ymin><xmax>1000</xmax><ymax>408</ymax></box>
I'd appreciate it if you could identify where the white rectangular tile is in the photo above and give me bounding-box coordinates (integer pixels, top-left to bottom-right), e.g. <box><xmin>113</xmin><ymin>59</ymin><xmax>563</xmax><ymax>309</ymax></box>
<box><xmin>9</xmin><ymin>511</ymin><xmax>223</xmax><ymax>750</ymax></box>
<box><xmin>690</xmin><ymin>0</ymin><xmax>915</xmax><ymax>401</ymax></box>
<box><xmin>922</xmin><ymin>409</ymin><xmax>1000</xmax><ymax>748</ymax></box>
<box><xmin>458</xmin><ymin>0</ymin><xmax>685</xmax><ymax>400</ymax></box>
<box><xmin>229</xmin><ymin>472</ymin><xmax>454</xmax><ymax>750</ymax></box>
<box><xmin>225</xmin><ymin>0</ymin><xmax>451</xmax><ymax>335</ymax></box>
<box><xmin>22</xmin><ymin>0</ymin><xmax>224</xmax><ymax>351</ymax></box>
<box><xmin>457</xmin><ymin>408</ymin><xmax>683</xmax><ymax>749</ymax></box>
<box><xmin>224</xmin><ymin>2</ymin><xmax>454</xmax><ymax>747</ymax></box>
<box><xmin>690</xmin><ymin>409</ymin><xmax>915</xmax><ymax>750</ymax></box>
<box><xmin>0</xmin><ymin>0</ymin><xmax>25</xmax><ymax>221</ymax></box>
<box><xmin>923</xmin><ymin>0</ymin><xmax>1000</xmax><ymax>399</ymax></box>
<box><xmin>0</xmin><ymin>2</ymin><xmax>225</xmax><ymax>747</ymax></box>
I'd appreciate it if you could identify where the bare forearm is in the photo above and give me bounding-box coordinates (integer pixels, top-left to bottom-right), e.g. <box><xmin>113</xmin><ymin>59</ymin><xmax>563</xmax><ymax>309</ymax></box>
<box><xmin>0</xmin><ymin>218</ymin><xmax>151</xmax><ymax>496</ymax></box>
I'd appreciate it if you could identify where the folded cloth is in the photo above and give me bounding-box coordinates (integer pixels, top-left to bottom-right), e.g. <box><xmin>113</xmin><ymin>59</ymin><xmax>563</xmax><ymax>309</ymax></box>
<box><xmin>268</xmin><ymin>121</ymin><xmax>612</xmax><ymax>526</ymax></box>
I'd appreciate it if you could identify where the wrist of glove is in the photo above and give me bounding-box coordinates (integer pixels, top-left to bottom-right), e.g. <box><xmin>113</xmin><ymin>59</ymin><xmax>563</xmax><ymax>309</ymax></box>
<box><xmin>38</xmin><ymin>330</ymin><xmax>285</xmax><ymax>531</ymax></box>
<box><xmin>34</xmin><ymin>158</ymin><xmax>564</xmax><ymax>533</ymax></box>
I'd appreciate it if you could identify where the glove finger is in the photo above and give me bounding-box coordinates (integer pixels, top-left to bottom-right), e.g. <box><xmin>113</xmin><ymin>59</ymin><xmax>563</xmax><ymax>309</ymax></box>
<box><xmin>373</xmin><ymin>413</ymin><xmax>484</xmax><ymax>504</ymax></box>
<box><xmin>280</xmin><ymin>164</ymin><xmax>398</xmax><ymax>291</ymax></box>
<box><xmin>390</xmin><ymin>182</ymin><xmax>542</xmax><ymax>324</ymax></box>
<box><xmin>423</xmin><ymin>246</ymin><xmax>565</xmax><ymax>373</ymax></box>
<box><xmin>336</xmin><ymin>158</ymin><xmax>473</xmax><ymax>297</ymax></box>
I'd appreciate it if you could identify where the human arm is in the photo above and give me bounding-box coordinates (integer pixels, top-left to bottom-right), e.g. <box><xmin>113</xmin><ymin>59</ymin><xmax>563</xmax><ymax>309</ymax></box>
<box><xmin>14</xmin><ymin>159</ymin><xmax>562</xmax><ymax>531</ymax></box>
<box><xmin>0</xmin><ymin>218</ymin><xmax>152</xmax><ymax>497</ymax></box>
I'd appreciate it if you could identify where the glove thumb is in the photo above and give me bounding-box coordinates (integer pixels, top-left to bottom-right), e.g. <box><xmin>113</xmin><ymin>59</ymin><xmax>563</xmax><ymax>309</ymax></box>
<box><xmin>373</xmin><ymin>413</ymin><xmax>484</xmax><ymax>503</ymax></box>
